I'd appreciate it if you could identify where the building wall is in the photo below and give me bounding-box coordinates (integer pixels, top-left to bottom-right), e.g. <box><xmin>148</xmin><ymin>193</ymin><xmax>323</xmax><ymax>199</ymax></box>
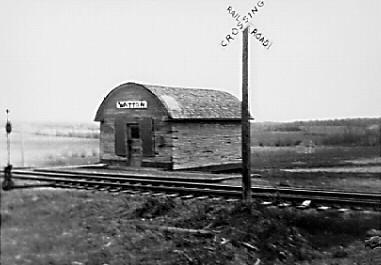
<box><xmin>100</xmin><ymin>118</ymin><xmax>173</xmax><ymax>166</ymax></box>
<box><xmin>96</xmin><ymin>83</ymin><xmax>242</xmax><ymax>170</ymax></box>
<box><xmin>171</xmin><ymin>122</ymin><xmax>241</xmax><ymax>169</ymax></box>
<box><xmin>98</xmin><ymin>84</ymin><xmax>173</xmax><ymax>166</ymax></box>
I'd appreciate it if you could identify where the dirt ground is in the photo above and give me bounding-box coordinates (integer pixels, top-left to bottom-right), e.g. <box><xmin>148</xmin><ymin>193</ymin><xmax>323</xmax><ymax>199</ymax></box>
<box><xmin>1</xmin><ymin>188</ymin><xmax>381</xmax><ymax>265</ymax></box>
<box><xmin>224</xmin><ymin>149</ymin><xmax>381</xmax><ymax>194</ymax></box>
<box><xmin>1</xmin><ymin>144</ymin><xmax>381</xmax><ymax>264</ymax></box>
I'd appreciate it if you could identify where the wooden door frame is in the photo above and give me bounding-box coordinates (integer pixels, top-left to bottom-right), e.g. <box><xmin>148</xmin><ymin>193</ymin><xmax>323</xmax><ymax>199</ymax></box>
<box><xmin>125</xmin><ymin>123</ymin><xmax>141</xmax><ymax>165</ymax></box>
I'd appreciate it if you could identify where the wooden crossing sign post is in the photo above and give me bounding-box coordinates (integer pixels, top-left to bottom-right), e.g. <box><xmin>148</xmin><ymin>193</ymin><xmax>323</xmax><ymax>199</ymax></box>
<box><xmin>3</xmin><ymin>109</ymin><xmax>14</xmax><ymax>190</ymax></box>
<box><xmin>5</xmin><ymin>109</ymin><xmax>12</xmax><ymax>166</ymax></box>
<box><xmin>221</xmin><ymin>2</ymin><xmax>273</xmax><ymax>201</ymax></box>
<box><xmin>241</xmin><ymin>27</ymin><xmax>251</xmax><ymax>201</ymax></box>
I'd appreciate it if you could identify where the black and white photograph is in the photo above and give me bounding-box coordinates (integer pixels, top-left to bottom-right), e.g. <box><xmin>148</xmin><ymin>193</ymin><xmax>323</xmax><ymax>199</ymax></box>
<box><xmin>1</xmin><ymin>0</ymin><xmax>381</xmax><ymax>264</ymax></box>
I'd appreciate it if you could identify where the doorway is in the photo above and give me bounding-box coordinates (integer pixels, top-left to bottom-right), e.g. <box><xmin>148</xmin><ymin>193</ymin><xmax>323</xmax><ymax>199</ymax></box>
<box><xmin>126</xmin><ymin>124</ymin><xmax>142</xmax><ymax>167</ymax></box>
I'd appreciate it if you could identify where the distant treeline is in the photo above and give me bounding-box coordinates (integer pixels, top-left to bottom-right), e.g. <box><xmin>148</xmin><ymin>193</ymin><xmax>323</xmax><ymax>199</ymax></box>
<box><xmin>34</xmin><ymin>130</ymin><xmax>99</xmax><ymax>139</ymax></box>
<box><xmin>9</xmin><ymin>121</ymin><xmax>100</xmax><ymax>139</ymax></box>
<box><xmin>253</xmin><ymin>117</ymin><xmax>381</xmax><ymax>131</ymax></box>
<box><xmin>252</xmin><ymin>117</ymin><xmax>381</xmax><ymax>147</ymax></box>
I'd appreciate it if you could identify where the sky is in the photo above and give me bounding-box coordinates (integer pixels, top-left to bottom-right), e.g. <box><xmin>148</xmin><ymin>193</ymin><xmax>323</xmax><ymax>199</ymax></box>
<box><xmin>0</xmin><ymin>0</ymin><xmax>380</xmax><ymax>123</ymax></box>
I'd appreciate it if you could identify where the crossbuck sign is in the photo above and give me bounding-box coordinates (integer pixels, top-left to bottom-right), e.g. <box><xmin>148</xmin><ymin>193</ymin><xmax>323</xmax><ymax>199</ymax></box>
<box><xmin>220</xmin><ymin>1</ymin><xmax>274</xmax><ymax>201</ymax></box>
<box><xmin>221</xmin><ymin>1</ymin><xmax>273</xmax><ymax>49</ymax></box>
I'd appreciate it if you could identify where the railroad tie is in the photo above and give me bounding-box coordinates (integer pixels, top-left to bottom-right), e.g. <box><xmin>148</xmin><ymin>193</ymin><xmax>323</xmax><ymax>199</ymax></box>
<box><xmin>121</xmin><ymin>190</ymin><xmax>139</xmax><ymax>196</ymax></box>
<box><xmin>121</xmin><ymin>190</ymin><xmax>134</xmax><ymax>194</ymax></box>
<box><xmin>152</xmin><ymin>193</ymin><xmax>165</xmax><ymax>197</ymax></box>
<box><xmin>83</xmin><ymin>185</ymin><xmax>94</xmax><ymax>190</ymax></box>
<box><xmin>181</xmin><ymin>194</ymin><xmax>194</xmax><ymax>200</ymax></box>
<box><xmin>167</xmin><ymin>193</ymin><xmax>180</xmax><ymax>198</ymax></box>
<box><xmin>278</xmin><ymin>202</ymin><xmax>291</xmax><ymax>208</ymax></box>
<box><xmin>296</xmin><ymin>200</ymin><xmax>312</xmax><ymax>209</ymax></box>
<box><xmin>316</xmin><ymin>206</ymin><xmax>330</xmax><ymax>211</ymax></box>
<box><xmin>350</xmin><ymin>206</ymin><xmax>363</xmax><ymax>211</ymax></box>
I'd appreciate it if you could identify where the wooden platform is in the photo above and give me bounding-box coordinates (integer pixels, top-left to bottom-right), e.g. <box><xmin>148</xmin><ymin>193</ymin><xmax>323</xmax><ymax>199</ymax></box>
<box><xmin>32</xmin><ymin>164</ymin><xmax>241</xmax><ymax>183</ymax></box>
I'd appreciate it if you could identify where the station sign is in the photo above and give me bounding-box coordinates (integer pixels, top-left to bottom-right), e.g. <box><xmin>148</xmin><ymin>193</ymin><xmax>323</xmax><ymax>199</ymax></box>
<box><xmin>116</xmin><ymin>101</ymin><xmax>148</xmax><ymax>109</ymax></box>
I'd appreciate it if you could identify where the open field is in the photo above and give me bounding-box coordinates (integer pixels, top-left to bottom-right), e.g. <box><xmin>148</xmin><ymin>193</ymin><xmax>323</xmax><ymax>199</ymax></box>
<box><xmin>250</xmin><ymin>146</ymin><xmax>379</xmax><ymax>169</ymax></box>
<box><xmin>1</xmin><ymin>127</ymin><xmax>379</xmax><ymax>170</ymax></box>
<box><xmin>1</xmin><ymin>189</ymin><xmax>381</xmax><ymax>265</ymax></box>
<box><xmin>1</xmin><ymin>120</ymin><xmax>381</xmax><ymax>265</ymax></box>
<box><xmin>0</xmin><ymin>122</ymin><xmax>99</xmax><ymax>168</ymax></box>
<box><xmin>225</xmin><ymin>171</ymin><xmax>381</xmax><ymax>194</ymax></box>
<box><xmin>252</xmin><ymin>118</ymin><xmax>381</xmax><ymax>147</ymax></box>
<box><xmin>0</xmin><ymin>119</ymin><xmax>380</xmax><ymax>168</ymax></box>
<box><xmin>1</xmin><ymin>121</ymin><xmax>380</xmax><ymax>194</ymax></box>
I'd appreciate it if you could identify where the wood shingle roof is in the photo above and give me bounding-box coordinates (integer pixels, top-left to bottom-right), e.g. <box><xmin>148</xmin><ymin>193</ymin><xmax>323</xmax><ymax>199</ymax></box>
<box><xmin>95</xmin><ymin>82</ymin><xmax>242</xmax><ymax>121</ymax></box>
<box><xmin>144</xmin><ymin>84</ymin><xmax>241</xmax><ymax>120</ymax></box>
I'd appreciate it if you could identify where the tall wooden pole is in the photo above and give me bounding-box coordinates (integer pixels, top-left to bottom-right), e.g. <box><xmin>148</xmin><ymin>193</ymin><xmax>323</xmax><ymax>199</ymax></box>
<box><xmin>242</xmin><ymin>27</ymin><xmax>251</xmax><ymax>201</ymax></box>
<box><xmin>6</xmin><ymin>109</ymin><xmax>11</xmax><ymax>166</ymax></box>
<box><xmin>379</xmin><ymin>125</ymin><xmax>381</xmax><ymax>157</ymax></box>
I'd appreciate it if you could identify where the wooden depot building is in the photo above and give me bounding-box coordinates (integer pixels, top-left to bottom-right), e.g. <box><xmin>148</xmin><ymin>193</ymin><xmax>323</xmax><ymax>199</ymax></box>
<box><xmin>94</xmin><ymin>82</ymin><xmax>242</xmax><ymax>170</ymax></box>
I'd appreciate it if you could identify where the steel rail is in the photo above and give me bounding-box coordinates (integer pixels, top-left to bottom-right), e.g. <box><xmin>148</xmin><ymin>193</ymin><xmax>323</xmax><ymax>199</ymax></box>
<box><xmin>12</xmin><ymin>170</ymin><xmax>381</xmax><ymax>201</ymax></box>
<box><xmin>26</xmin><ymin>169</ymin><xmax>230</xmax><ymax>183</ymax></box>
<box><xmin>13</xmin><ymin>169</ymin><xmax>233</xmax><ymax>185</ymax></box>
<box><xmin>11</xmin><ymin>174</ymin><xmax>242</xmax><ymax>197</ymax></box>
<box><xmin>9</xmin><ymin>171</ymin><xmax>381</xmax><ymax>208</ymax></box>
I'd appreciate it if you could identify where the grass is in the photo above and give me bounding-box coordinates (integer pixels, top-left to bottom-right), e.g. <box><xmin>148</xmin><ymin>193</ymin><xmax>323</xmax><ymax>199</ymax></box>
<box><xmin>223</xmin><ymin>168</ymin><xmax>381</xmax><ymax>193</ymax></box>
<box><xmin>214</xmin><ymin>145</ymin><xmax>381</xmax><ymax>193</ymax></box>
<box><xmin>1</xmin><ymin>120</ymin><xmax>380</xmax><ymax>171</ymax></box>
<box><xmin>1</xmin><ymin>190</ymin><xmax>88</xmax><ymax>264</ymax></box>
<box><xmin>251</xmin><ymin>146</ymin><xmax>379</xmax><ymax>169</ymax></box>
<box><xmin>0</xmin><ymin>133</ymin><xmax>99</xmax><ymax>168</ymax></box>
<box><xmin>1</xmin><ymin>121</ymin><xmax>381</xmax><ymax>264</ymax></box>
<box><xmin>1</xmin><ymin>189</ymin><xmax>381</xmax><ymax>265</ymax></box>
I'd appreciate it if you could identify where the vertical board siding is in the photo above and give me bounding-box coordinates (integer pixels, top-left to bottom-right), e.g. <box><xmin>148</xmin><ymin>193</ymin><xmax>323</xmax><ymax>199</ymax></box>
<box><xmin>140</xmin><ymin>117</ymin><xmax>154</xmax><ymax>157</ymax></box>
<box><xmin>114</xmin><ymin>118</ymin><xmax>126</xmax><ymax>156</ymax></box>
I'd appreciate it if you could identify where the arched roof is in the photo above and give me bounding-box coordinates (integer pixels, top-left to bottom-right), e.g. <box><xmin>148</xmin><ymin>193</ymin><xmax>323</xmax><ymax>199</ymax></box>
<box><xmin>95</xmin><ymin>82</ymin><xmax>242</xmax><ymax>121</ymax></box>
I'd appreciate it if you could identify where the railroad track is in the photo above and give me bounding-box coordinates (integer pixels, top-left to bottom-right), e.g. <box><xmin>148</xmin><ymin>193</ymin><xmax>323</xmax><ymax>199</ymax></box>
<box><xmin>7</xmin><ymin>169</ymin><xmax>381</xmax><ymax>210</ymax></box>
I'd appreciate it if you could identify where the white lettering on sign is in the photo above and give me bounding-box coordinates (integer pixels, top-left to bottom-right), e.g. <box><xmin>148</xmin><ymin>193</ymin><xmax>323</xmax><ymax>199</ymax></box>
<box><xmin>220</xmin><ymin>1</ymin><xmax>273</xmax><ymax>49</ymax></box>
<box><xmin>116</xmin><ymin>101</ymin><xmax>148</xmax><ymax>109</ymax></box>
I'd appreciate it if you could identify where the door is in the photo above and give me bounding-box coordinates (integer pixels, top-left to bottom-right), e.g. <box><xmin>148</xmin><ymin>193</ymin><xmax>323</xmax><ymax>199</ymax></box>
<box><xmin>127</xmin><ymin>124</ymin><xmax>142</xmax><ymax>167</ymax></box>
